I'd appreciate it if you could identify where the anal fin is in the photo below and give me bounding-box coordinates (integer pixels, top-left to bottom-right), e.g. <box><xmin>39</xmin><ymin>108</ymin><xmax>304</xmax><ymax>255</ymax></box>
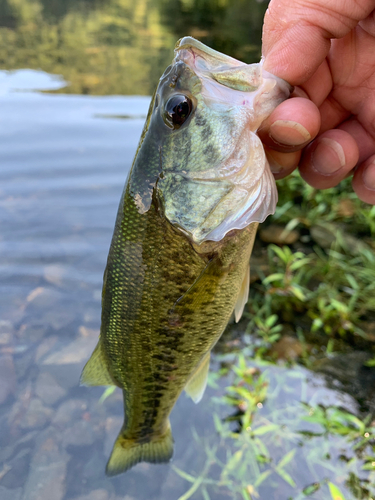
<box><xmin>185</xmin><ymin>351</ymin><xmax>210</xmax><ymax>404</ymax></box>
<box><xmin>80</xmin><ymin>340</ymin><xmax>116</xmax><ymax>387</ymax></box>
<box><xmin>234</xmin><ymin>264</ymin><xmax>250</xmax><ymax>323</ymax></box>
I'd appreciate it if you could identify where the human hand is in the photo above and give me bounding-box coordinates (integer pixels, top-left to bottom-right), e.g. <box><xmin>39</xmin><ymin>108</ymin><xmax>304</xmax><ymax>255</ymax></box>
<box><xmin>259</xmin><ymin>0</ymin><xmax>375</xmax><ymax>204</ymax></box>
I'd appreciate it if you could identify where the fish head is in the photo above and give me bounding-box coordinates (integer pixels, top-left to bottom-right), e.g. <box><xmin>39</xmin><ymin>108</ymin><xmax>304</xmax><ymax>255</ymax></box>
<box><xmin>143</xmin><ymin>37</ymin><xmax>292</xmax><ymax>244</ymax></box>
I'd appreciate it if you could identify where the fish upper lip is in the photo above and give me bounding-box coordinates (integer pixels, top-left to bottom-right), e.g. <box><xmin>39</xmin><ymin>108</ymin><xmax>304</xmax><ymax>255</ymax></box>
<box><xmin>174</xmin><ymin>36</ymin><xmax>246</xmax><ymax>72</ymax></box>
<box><xmin>174</xmin><ymin>36</ymin><xmax>292</xmax><ymax>97</ymax></box>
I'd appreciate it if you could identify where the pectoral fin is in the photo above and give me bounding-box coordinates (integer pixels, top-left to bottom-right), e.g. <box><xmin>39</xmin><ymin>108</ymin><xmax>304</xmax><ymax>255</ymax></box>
<box><xmin>185</xmin><ymin>351</ymin><xmax>211</xmax><ymax>404</ymax></box>
<box><xmin>80</xmin><ymin>340</ymin><xmax>117</xmax><ymax>387</ymax></box>
<box><xmin>234</xmin><ymin>264</ymin><xmax>250</xmax><ymax>323</ymax></box>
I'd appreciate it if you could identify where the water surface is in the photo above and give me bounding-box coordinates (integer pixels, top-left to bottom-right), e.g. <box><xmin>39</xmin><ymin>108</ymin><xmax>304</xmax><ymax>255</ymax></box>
<box><xmin>1</xmin><ymin>1</ymin><xmax>375</xmax><ymax>499</ymax></box>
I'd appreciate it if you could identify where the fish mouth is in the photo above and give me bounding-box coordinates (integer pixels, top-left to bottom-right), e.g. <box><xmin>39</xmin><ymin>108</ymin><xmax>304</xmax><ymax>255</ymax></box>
<box><xmin>174</xmin><ymin>36</ymin><xmax>292</xmax><ymax>99</ymax></box>
<box><xmin>174</xmin><ymin>36</ymin><xmax>245</xmax><ymax>71</ymax></box>
<box><xmin>174</xmin><ymin>36</ymin><xmax>258</xmax><ymax>92</ymax></box>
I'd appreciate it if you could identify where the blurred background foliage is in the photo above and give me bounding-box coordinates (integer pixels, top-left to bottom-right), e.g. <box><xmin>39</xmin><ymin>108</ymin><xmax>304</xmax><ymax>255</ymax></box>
<box><xmin>0</xmin><ymin>0</ymin><xmax>267</xmax><ymax>95</ymax></box>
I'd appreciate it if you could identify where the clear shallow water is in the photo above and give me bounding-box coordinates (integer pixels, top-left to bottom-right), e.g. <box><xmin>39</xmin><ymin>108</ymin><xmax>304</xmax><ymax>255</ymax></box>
<box><xmin>1</xmin><ymin>70</ymin><xmax>374</xmax><ymax>500</ymax></box>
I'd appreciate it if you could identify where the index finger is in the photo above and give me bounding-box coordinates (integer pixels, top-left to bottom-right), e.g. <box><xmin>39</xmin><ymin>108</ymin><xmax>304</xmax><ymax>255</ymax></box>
<box><xmin>262</xmin><ymin>0</ymin><xmax>374</xmax><ymax>84</ymax></box>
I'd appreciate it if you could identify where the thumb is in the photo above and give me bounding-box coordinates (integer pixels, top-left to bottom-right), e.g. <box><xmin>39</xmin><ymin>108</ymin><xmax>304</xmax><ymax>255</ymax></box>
<box><xmin>262</xmin><ymin>0</ymin><xmax>373</xmax><ymax>85</ymax></box>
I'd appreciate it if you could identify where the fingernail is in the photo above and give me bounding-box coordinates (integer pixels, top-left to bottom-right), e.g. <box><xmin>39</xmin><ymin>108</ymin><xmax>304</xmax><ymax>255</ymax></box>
<box><xmin>363</xmin><ymin>161</ymin><xmax>375</xmax><ymax>190</ymax></box>
<box><xmin>270</xmin><ymin>163</ymin><xmax>283</xmax><ymax>174</ymax></box>
<box><xmin>311</xmin><ymin>138</ymin><xmax>345</xmax><ymax>174</ymax></box>
<box><xmin>270</xmin><ymin>120</ymin><xmax>311</xmax><ymax>146</ymax></box>
<box><xmin>267</xmin><ymin>151</ymin><xmax>283</xmax><ymax>174</ymax></box>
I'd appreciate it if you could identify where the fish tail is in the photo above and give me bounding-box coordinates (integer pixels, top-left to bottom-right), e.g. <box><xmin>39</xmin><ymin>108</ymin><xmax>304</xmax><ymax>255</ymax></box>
<box><xmin>105</xmin><ymin>422</ymin><xmax>174</xmax><ymax>476</ymax></box>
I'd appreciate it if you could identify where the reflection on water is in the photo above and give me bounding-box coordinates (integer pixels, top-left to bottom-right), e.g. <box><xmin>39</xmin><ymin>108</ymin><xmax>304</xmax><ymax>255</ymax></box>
<box><xmin>0</xmin><ymin>0</ymin><xmax>267</xmax><ymax>95</ymax></box>
<box><xmin>1</xmin><ymin>0</ymin><xmax>375</xmax><ymax>498</ymax></box>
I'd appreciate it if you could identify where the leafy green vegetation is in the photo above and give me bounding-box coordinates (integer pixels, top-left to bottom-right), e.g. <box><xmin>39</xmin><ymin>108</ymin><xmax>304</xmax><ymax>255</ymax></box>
<box><xmin>175</xmin><ymin>354</ymin><xmax>375</xmax><ymax>499</ymax></box>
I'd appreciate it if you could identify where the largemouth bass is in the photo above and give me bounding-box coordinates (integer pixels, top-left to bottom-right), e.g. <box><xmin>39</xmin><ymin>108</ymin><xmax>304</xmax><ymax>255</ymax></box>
<box><xmin>81</xmin><ymin>37</ymin><xmax>291</xmax><ymax>476</ymax></box>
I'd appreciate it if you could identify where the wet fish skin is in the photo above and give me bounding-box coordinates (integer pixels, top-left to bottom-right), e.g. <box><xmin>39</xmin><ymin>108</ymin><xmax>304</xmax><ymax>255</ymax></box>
<box><xmin>81</xmin><ymin>37</ymin><xmax>291</xmax><ymax>476</ymax></box>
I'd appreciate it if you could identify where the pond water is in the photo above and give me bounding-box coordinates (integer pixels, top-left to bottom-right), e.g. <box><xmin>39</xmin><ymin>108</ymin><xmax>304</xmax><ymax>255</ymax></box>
<box><xmin>1</xmin><ymin>1</ymin><xmax>375</xmax><ymax>500</ymax></box>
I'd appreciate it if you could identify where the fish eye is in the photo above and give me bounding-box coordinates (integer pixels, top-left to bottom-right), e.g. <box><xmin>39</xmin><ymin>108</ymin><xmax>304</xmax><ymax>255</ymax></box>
<box><xmin>164</xmin><ymin>94</ymin><xmax>193</xmax><ymax>129</ymax></box>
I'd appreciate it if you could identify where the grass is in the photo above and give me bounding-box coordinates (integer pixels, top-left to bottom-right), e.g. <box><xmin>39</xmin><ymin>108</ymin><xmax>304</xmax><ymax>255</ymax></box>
<box><xmin>176</xmin><ymin>172</ymin><xmax>375</xmax><ymax>500</ymax></box>
<box><xmin>249</xmin><ymin>173</ymin><xmax>375</xmax><ymax>353</ymax></box>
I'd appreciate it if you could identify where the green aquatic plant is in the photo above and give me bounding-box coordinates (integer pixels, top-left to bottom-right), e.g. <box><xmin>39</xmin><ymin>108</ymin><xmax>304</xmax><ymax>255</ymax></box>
<box><xmin>246</xmin><ymin>224</ymin><xmax>375</xmax><ymax>351</ymax></box>
<box><xmin>328</xmin><ymin>482</ymin><xmax>348</xmax><ymax>500</ymax></box>
<box><xmin>264</xmin><ymin>245</ymin><xmax>312</xmax><ymax>302</ymax></box>
<box><xmin>175</xmin><ymin>357</ymin><xmax>301</xmax><ymax>500</ymax></box>
<box><xmin>176</xmin><ymin>354</ymin><xmax>375</xmax><ymax>500</ymax></box>
<box><xmin>274</xmin><ymin>171</ymin><xmax>374</xmax><ymax>233</ymax></box>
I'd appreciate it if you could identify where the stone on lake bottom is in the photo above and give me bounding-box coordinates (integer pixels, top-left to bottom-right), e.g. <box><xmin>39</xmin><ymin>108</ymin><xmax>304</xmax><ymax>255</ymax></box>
<box><xmin>35</xmin><ymin>372</ymin><xmax>67</xmax><ymax>406</ymax></box>
<box><xmin>52</xmin><ymin>399</ymin><xmax>88</xmax><ymax>427</ymax></box>
<box><xmin>0</xmin><ymin>354</ymin><xmax>16</xmax><ymax>404</ymax></box>
<box><xmin>270</xmin><ymin>336</ymin><xmax>304</xmax><ymax>361</ymax></box>
<box><xmin>62</xmin><ymin>420</ymin><xmax>97</xmax><ymax>448</ymax></box>
<box><xmin>26</xmin><ymin>287</ymin><xmax>63</xmax><ymax>309</ymax></box>
<box><xmin>35</xmin><ymin>336</ymin><xmax>59</xmax><ymax>363</ymax></box>
<box><xmin>21</xmin><ymin>433</ymin><xmax>69</xmax><ymax>500</ymax></box>
<box><xmin>43</xmin><ymin>264</ymin><xmax>67</xmax><ymax>287</ymax></box>
<box><xmin>42</xmin><ymin>334</ymin><xmax>97</xmax><ymax>365</ymax></box>
<box><xmin>71</xmin><ymin>489</ymin><xmax>109</xmax><ymax>500</ymax></box>
<box><xmin>18</xmin><ymin>320</ymin><xmax>49</xmax><ymax>342</ymax></box>
<box><xmin>17</xmin><ymin>398</ymin><xmax>53</xmax><ymax>430</ymax></box>
<box><xmin>0</xmin><ymin>486</ymin><xmax>22</xmax><ymax>500</ymax></box>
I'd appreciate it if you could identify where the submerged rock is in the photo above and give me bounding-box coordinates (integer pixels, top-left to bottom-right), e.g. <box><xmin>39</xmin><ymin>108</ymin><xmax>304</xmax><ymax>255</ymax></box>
<box><xmin>17</xmin><ymin>320</ymin><xmax>49</xmax><ymax>343</ymax></box>
<box><xmin>0</xmin><ymin>354</ymin><xmax>16</xmax><ymax>404</ymax></box>
<box><xmin>35</xmin><ymin>372</ymin><xmax>67</xmax><ymax>406</ymax></box>
<box><xmin>35</xmin><ymin>336</ymin><xmax>59</xmax><ymax>364</ymax></box>
<box><xmin>21</xmin><ymin>430</ymin><xmax>69</xmax><ymax>500</ymax></box>
<box><xmin>43</xmin><ymin>264</ymin><xmax>67</xmax><ymax>287</ymax></box>
<box><xmin>270</xmin><ymin>335</ymin><xmax>304</xmax><ymax>361</ymax></box>
<box><xmin>0</xmin><ymin>486</ymin><xmax>22</xmax><ymax>500</ymax></box>
<box><xmin>1</xmin><ymin>448</ymin><xmax>32</xmax><ymax>489</ymax></box>
<box><xmin>52</xmin><ymin>399</ymin><xmax>88</xmax><ymax>427</ymax></box>
<box><xmin>104</xmin><ymin>416</ymin><xmax>123</xmax><ymax>458</ymax></box>
<box><xmin>18</xmin><ymin>398</ymin><xmax>53</xmax><ymax>430</ymax></box>
<box><xmin>62</xmin><ymin>420</ymin><xmax>97</xmax><ymax>448</ymax></box>
<box><xmin>0</xmin><ymin>320</ymin><xmax>14</xmax><ymax>344</ymax></box>
<box><xmin>71</xmin><ymin>489</ymin><xmax>109</xmax><ymax>500</ymax></box>
<box><xmin>42</xmin><ymin>330</ymin><xmax>98</xmax><ymax>365</ymax></box>
<box><xmin>41</xmin><ymin>309</ymin><xmax>77</xmax><ymax>332</ymax></box>
<box><xmin>26</xmin><ymin>287</ymin><xmax>63</xmax><ymax>309</ymax></box>
<box><xmin>315</xmin><ymin>351</ymin><xmax>375</xmax><ymax>412</ymax></box>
